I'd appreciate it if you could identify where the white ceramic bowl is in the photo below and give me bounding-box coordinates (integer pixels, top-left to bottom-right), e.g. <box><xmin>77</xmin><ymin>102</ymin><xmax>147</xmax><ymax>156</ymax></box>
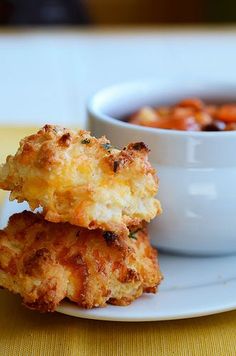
<box><xmin>88</xmin><ymin>81</ymin><xmax>236</xmax><ymax>256</ymax></box>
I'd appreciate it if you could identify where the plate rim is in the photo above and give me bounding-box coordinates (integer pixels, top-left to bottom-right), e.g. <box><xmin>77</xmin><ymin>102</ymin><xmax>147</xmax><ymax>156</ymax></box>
<box><xmin>57</xmin><ymin>302</ymin><xmax>236</xmax><ymax>322</ymax></box>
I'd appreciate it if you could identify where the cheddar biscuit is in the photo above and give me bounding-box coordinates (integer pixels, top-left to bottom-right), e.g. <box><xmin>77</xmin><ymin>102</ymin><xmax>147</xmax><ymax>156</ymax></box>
<box><xmin>0</xmin><ymin>211</ymin><xmax>162</xmax><ymax>311</ymax></box>
<box><xmin>0</xmin><ymin>125</ymin><xmax>161</xmax><ymax>234</ymax></box>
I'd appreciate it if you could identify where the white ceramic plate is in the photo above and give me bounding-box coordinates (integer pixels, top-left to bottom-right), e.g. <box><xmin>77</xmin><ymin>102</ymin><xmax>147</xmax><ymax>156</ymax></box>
<box><xmin>1</xmin><ymin>199</ymin><xmax>236</xmax><ymax>322</ymax></box>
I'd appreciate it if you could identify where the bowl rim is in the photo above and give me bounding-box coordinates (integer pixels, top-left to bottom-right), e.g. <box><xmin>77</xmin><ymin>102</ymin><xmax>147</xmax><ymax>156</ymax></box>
<box><xmin>87</xmin><ymin>80</ymin><xmax>236</xmax><ymax>138</ymax></box>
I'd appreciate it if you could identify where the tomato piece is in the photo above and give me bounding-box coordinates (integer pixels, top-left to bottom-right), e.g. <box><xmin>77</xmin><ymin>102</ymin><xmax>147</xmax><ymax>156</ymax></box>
<box><xmin>178</xmin><ymin>98</ymin><xmax>204</xmax><ymax>110</ymax></box>
<box><xmin>153</xmin><ymin>115</ymin><xmax>200</xmax><ymax>131</ymax></box>
<box><xmin>216</xmin><ymin>105</ymin><xmax>236</xmax><ymax>122</ymax></box>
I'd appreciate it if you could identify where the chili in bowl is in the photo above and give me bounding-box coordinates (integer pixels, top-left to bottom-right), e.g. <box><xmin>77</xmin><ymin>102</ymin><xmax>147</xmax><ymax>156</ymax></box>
<box><xmin>128</xmin><ymin>98</ymin><xmax>236</xmax><ymax>132</ymax></box>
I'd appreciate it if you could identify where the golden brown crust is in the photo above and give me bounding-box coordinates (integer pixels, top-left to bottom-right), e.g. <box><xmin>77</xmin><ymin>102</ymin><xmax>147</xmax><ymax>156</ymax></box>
<box><xmin>0</xmin><ymin>211</ymin><xmax>162</xmax><ymax>312</ymax></box>
<box><xmin>0</xmin><ymin>125</ymin><xmax>161</xmax><ymax>234</ymax></box>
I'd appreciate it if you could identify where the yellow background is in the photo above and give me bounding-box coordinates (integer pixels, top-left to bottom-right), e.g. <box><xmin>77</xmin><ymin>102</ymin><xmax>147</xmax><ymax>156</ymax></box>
<box><xmin>0</xmin><ymin>127</ymin><xmax>236</xmax><ymax>356</ymax></box>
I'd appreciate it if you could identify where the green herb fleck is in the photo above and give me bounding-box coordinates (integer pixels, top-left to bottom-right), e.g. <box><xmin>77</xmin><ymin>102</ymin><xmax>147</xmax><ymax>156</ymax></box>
<box><xmin>81</xmin><ymin>138</ymin><xmax>90</xmax><ymax>144</ymax></box>
<box><xmin>129</xmin><ymin>231</ymin><xmax>137</xmax><ymax>240</ymax></box>
<box><xmin>129</xmin><ymin>228</ymin><xmax>142</xmax><ymax>240</ymax></box>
